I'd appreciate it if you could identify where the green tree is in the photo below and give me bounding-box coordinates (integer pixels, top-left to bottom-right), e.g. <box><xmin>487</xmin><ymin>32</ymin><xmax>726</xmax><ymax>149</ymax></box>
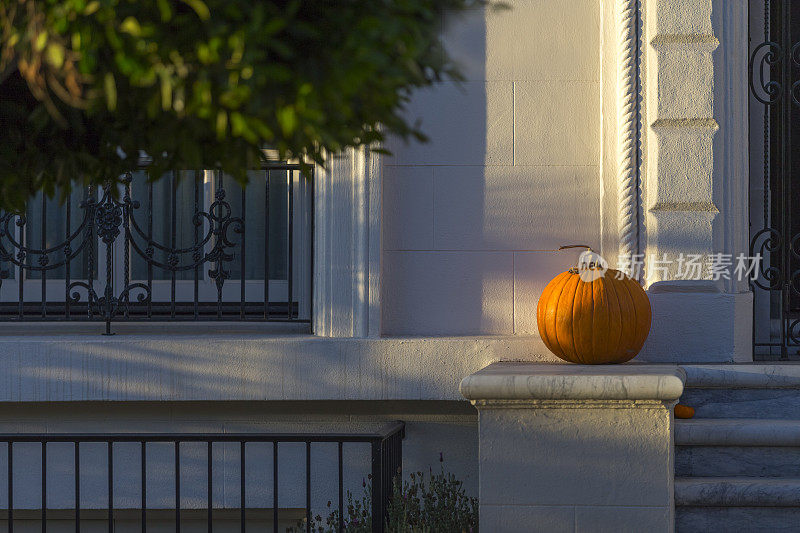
<box><xmin>0</xmin><ymin>0</ymin><xmax>483</xmax><ymax>211</ymax></box>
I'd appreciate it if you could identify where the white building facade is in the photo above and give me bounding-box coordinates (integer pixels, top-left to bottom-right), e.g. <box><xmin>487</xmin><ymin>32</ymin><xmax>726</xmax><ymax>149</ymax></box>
<box><xmin>0</xmin><ymin>1</ymin><xmax>795</xmax><ymax>531</ymax></box>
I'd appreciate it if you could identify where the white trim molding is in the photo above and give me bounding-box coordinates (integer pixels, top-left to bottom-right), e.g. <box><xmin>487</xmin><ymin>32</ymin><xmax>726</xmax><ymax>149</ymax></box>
<box><xmin>313</xmin><ymin>146</ymin><xmax>382</xmax><ymax>337</ymax></box>
<box><xmin>616</xmin><ymin>0</ymin><xmax>644</xmax><ymax>275</ymax></box>
<box><xmin>716</xmin><ymin>0</ymin><xmax>750</xmax><ymax>296</ymax></box>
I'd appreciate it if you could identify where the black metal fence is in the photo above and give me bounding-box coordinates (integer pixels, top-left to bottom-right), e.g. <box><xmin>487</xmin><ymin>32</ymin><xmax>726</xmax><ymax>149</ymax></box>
<box><xmin>749</xmin><ymin>1</ymin><xmax>800</xmax><ymax>359</ymax></box>
<box><xmin>0</xmin><ymin>163</ymin><xmax>313</xmax><ymax>334</ymax></box>
<box><xmin>0</xmin><ymin>423</ymin><xmax>404</xmax><ymax>533</ymax></box>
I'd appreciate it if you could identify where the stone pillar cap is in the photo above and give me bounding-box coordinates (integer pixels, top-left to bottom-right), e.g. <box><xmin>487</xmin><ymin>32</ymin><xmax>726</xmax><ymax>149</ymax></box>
<box><xmin>460</xmin><ymin>362</ymin><xmax>685</xmax><ymax>401</ymax></box>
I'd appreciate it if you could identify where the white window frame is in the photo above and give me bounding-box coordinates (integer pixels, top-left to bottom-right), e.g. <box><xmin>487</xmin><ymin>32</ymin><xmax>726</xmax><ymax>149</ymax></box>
<box><xmin>313</xmin><ymin>145</ymin><xmax>382</xmax><ymax>337</ymax></box>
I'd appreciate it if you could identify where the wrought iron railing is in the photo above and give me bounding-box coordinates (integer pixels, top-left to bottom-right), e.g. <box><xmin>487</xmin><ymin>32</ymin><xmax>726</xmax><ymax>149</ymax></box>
<box><xmin>0</xmin><ymin>163</ymin><xmax>313</xmax><ymax>334</ymax></box>
<box><xmin>749</xmin><ymin>1</ymin><xmax>800</xmax><ymax>359</ymax></box>
<box><xmin>0</xmin><ymin>422</ymin><xmax>404</xmax><ymax>533</ymax></box>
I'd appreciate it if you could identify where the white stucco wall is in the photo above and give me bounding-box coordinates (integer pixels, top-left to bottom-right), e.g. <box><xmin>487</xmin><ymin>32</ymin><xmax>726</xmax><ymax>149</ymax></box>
<box><xmin>381</xmin><ymin>0</ymin><xmax>754</xmax><ymax>363</ymax></box>
<box><xmin>382</xmin><ymin>1</ymin><xmax>603</xmax><ymax>336</ymax></box>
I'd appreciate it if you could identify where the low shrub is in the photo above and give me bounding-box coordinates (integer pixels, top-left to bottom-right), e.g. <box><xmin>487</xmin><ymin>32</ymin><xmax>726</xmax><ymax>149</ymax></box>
<box><xmin>288</xmin><ymin>455</ymin><xmax>478</xmax><ymax>533</ymax></box>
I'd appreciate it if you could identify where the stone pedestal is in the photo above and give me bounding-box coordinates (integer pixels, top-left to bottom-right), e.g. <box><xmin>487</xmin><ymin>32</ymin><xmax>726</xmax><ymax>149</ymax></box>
<box><xmin>460</xmin><ymin>363</ymin><xmax>685</xmax><ymax>533</ymax></box>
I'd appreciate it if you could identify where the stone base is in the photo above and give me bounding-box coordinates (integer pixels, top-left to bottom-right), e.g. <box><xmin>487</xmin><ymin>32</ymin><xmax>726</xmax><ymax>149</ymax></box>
<box><xmin>461</xmin><ymin>363</ymin><xmax>685</xmax><ymax>533</ymax></box>
<box><xmin>638</xmin><ymin>291</ymin><xmax>752</xmax><ymax>363</ymax></box>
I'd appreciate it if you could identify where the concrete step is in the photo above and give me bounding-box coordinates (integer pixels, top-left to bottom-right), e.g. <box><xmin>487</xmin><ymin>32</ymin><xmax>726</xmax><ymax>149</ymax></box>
<box><xmin>675</xmin><ymin>419</ymin><xmax>800</xmax><ymax>477</ymax></box>
<box><xmin>673</xmin><ymin>369</ymin><xmax>800</xmax><ymax>531</ymax></box>
<box><xmin>675</xmin><ymin>419</ymin><xmax>800</xmax><ymax>446</ymax></box>
<box><xmin>677</xmin><ymin>445</ymin><xmax>800</xmax><ymax>477</ymax></box>
<box><xmin>675</xmin><ymin>475</ymin><xmax>800</xmax><ymax>532</ymax></box>
<box><xmin>680</xmin><ymin>364</ymin><xmax>800</xmax><ymax>419</ymax></box>
<box><xmin>676</xmin><ymin>507</ymin><xmax>800</xmax><ymax>533</ymax></box>
<box><xmin>679</xmin><ymin>388</ymin><xmax>800</xmax><ymax>419</ymax></box>
<box><xmin>682</xmin><ymin>365</ymin><xmax>800</xmax><ymax>389</ymax></box>
<box><xmin>675</xmin><ymin>477</ymin><xmax>800</xmax><ymax>507</ymax></box>
<box><xmin>675</xmin><ymin>478</ymin><xmax>800</xmax><ymax>532</ymax></box>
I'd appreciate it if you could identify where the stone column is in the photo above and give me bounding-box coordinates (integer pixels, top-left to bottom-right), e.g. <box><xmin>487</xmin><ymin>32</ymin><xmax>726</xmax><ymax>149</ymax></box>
<box><xmin>645</xmin><ymin>0</ymin><xmax>719</xmax><ymax>282</ymax></box>
<box><xmin>639</xmin><ymin>0</ymin><xmax>752</xmax><ymax>363</ymax></box>
<box><xmin>460</xmin><ymin>363</ymin><xmax>685</xmax><ymax>533</ymax></box>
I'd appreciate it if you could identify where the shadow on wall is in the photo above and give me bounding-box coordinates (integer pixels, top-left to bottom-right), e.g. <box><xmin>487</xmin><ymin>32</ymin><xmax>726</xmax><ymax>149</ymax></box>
<box><xmin>380</xmin><ymin>2</ymin><xmax>604</xmax><ymax>337</ymax></box>
<box><xmin>381</xmin><ymin>6</ymin><xmax>490</xmax><ymax>336</ymax></box>
<box><xmin>0</xmin><ymin>336</ymin><xmax>481</xmax><ymax>512</ymax></box>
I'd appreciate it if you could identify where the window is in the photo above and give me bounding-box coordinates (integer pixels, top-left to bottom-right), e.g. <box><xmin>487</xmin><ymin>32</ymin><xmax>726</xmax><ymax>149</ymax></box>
<box><xmin>0</xmin><ymin>163</ymin><xmax>312</xmax><ymax>327</ymax></box>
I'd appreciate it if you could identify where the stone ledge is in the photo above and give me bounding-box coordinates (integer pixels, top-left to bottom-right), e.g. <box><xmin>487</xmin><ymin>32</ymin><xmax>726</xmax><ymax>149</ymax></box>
<box><xmin>459</xmin><ymin>362</ymin><xmax>685</xmax><ymax>402</ymax></box>
<box><xmin>0</xmin><ymin>335</ymin><xmax>559</xmax><ymax>402</ymax></box>
<box><xmin>676</xmin><ymin>419</ymin><xmax>800</xmax><ymax>446</ymax></box>
<box><xmin>471</xmin><ymin>399</ymin><xmax>670</xmax><ymax>410</ymax></box>
<box><xmin>682</xmin><ymin>364</ymin><xmax>800</xmax><ymax>388</ymax></box>
<box><xmin>675</xmin><ymin>478</ymin><xmax>800</xmax><ymax>507</ymax></box>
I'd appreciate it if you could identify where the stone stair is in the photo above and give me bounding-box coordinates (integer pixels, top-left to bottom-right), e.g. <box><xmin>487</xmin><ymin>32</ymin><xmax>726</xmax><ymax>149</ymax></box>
<box><xmin>675</xmin><ymin>365</ymin><xmax>800</xmax><ymax>532</ymax></box>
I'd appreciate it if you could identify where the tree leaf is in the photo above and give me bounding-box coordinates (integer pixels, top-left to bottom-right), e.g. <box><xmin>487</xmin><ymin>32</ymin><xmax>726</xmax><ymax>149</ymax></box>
<box><xmin>0</xmin><ymin>0</ymin><xmax>487</xmax><ymax>210</ymax></box>
<box><xmin>181</xmin><ymin>0</ymin><xmax>211</xmax><ymax>21</ymax></box>
<box><xmin>45</xmin><ymin>43</ymin><xmax>65</xmax><ymax>68</ymax></box>
<box><xmin>119</xmin><ymin>17</ymin><xmax>142</xmax><ymax>37</ymax></box>
<box><xmin>34</xmin><ymin>31</ymin><xmax>48</xmax><ymax>52</ymax></box>
<box><xmin>104</xmin><ymin>72</ymin><xmax>117</xmax><ymax>110</ymax></box>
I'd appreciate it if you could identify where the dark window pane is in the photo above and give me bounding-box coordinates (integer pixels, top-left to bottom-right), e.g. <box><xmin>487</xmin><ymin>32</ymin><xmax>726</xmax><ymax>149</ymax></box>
<box><xmin>130</xmin><ymin>171</ymin><xmax>198</xmax><ymax>281</ymax></box>
<box><xmin>127</xmin><ymin>169</ymin><xmax>289</xmax><ymax>283</ymax></box>
<box><xmin>220</xmin><ymin>170</ymin><xmax>288</xmax><ymax>281</ymax></box>
<box><xmin>25</xmin><ymin>187</ymin><xmax>97</xmax><ymax>280</ymax></box>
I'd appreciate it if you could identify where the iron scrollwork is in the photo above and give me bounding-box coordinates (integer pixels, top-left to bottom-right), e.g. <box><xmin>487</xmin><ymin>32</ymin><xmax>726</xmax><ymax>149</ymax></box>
<box><xmin>749</xmin><ymin>227</ymin><xmax>783</xmax><ymax>292</ymax></box>
<box><xmin>749</xmin><ymin>41</ymin><xmax>783</xmax><ymax>105</ymax></box>
<box><xmin>749</xmin><ymin>2</ymin><xmax>800</xmax><ymax>357</ymax></box>
<box><xmin>0</xmin><ymin>173</ymin><xmax>245</xmax><ymax>334</ymax></box>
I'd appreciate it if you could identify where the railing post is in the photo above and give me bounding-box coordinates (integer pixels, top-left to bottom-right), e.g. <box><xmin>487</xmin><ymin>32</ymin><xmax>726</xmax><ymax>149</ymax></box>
<box><xmin>387</xmin><ymin>429</ymin><xmax>402</xmax><ymax>509</ymax></box>
<box><xmin>370</xmin><ymin>424</ymin><xmax>404</xmax><ymax>533</ymax></box>
<box><xmin>370</xmin><ymin>439</ymin><xmax>384</xmax><ymax>533</ymax></box>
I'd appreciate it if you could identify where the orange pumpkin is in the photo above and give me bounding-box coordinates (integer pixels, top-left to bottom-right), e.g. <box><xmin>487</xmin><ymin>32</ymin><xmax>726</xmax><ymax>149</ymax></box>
<box><xmin>674</xmin><ymin>404</ymin><xmax>695</xmax><ymax>419</ymax></box>
<box><xmin>536</xmin><ymin>267</ymin><xmax>651</xmax><ymax>364</ymax></box>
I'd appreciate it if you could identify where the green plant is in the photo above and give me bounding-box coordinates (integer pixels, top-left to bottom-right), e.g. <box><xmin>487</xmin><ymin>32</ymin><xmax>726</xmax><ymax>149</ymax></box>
<box><xmin>288</xmin><ymin>455</ymin><xmax>478</xmax><ymax>533</ymax></box>
<box><xmin>0</xmin><ymin>0</ymin><xmax>489</xmax><ymax>211</ymax></box>
<box><xmin>386</xmin><ymin>459</ymin><xmax>478</xmax><ymax>532</ymax></box>
<box><xmin>289</xmin><ymin>479</ymin><xmax>373</xmax><ymax>533</ymax></box>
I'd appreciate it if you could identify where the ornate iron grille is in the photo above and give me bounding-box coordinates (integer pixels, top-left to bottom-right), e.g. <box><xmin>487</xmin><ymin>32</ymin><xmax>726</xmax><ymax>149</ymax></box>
<box><xmin>749</xmin><ymin>0</ymin><xmax>800</xmax><ymax>359</ymax></box>
<box><xmin>0</xmin><ymin>163</ymin><xmax>313</xmax><ymax>334</ymax></box>
<box><xmin>0</xmin><ymin>423</ymin><xmax>405</xmax><ymax>533</ymax></box>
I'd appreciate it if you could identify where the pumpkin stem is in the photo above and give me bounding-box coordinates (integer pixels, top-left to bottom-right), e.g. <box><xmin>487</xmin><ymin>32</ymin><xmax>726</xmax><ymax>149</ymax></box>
<box><xmin>558</xmin><ymin>244</ymin><xmax>593</xmax><ymax>252</ymax></box>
